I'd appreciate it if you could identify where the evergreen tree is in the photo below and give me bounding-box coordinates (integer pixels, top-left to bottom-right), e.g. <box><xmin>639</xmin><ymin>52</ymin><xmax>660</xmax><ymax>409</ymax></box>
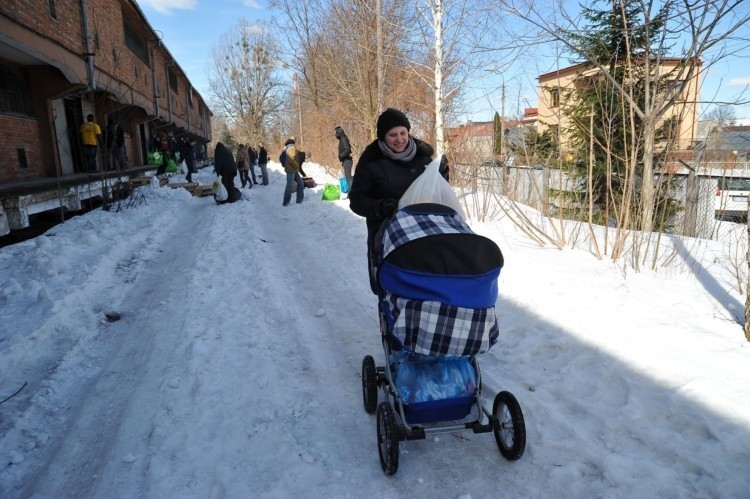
<box><xmin>493</xmin><ymin>112</ymin><xmax>503</xmax><ymax>159</ymax></box>
<box><xmin>560</xmin><ymin>0</ymin><xmax>675</xmax><ymax>228</ymax></box>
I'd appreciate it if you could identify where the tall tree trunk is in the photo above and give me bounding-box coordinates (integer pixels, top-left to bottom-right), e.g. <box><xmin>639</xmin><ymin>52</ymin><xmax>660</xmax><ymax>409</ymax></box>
<box><xmin>640</xmin><ymin>117</ymin><xmax>655</xmax><ymax>233</ymax></box>
<box><xmin>376</xmin><ymin>0</ymin><xmax>384</xmax><ymax>116</ymax></box>
<box><xmin>433</xmin><ymin>0</ymin><xmax>445</xmax><ymax>157</ymax></box>
<box><xmin>745</xmin><ymin>211</ymin><xmax>750</xmax><ymax>341</ymax></box>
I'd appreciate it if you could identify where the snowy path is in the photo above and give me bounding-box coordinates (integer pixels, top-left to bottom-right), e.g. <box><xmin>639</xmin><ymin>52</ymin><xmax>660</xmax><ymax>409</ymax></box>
<box><xmin>2</xmin><ymin>164</ymin><xmax>749</xmax><ymax>498</ymax></box>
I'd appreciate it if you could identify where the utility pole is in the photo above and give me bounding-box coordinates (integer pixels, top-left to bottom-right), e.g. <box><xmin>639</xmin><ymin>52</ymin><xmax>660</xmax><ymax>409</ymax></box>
<box><xmin>293</xmin><ymin>73</ymin><xmax>302</xmax><ymax>146</ymax></box>
<box><xmin>376</xmin><ymin>0</ymin><xmax>384</xmax><ymax>116</ymax></box>
<box><xmin>499</xmin><ymin>83</ymin><xmax>505</xmax><ymax>161</ymax></box>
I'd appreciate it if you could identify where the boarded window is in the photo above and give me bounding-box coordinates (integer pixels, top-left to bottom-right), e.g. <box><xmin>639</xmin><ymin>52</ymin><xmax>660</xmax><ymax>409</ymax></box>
<box><xmin>123</xmin><ymin>20</ymin><xmax>149</xmax><ymax>65</ymax></box>
<box><xmin>0</xmin><ymin>61</ymin><xmax>34</xmax><ymax>116</ymax></box>
<box><xmin>17</xmin><ymin>148</ymin><xmax>28</xmax><ymax>169</ymax></box>
<box><xmin>168</xmin><ymin>68</ymin><xmax>178</xmax><ymax>94</ymax></box>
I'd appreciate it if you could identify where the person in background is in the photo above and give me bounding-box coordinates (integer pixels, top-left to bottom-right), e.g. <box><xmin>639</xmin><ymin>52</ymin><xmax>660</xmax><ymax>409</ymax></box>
<box><xmin>297</xmin><ymin>149</ymin><xmax>308</xmax><ymax>177</ymax></box>
<box><xmin>80</xmin><ymin>114</ymin><xmax>102</xmax><ymax>172</ymax></box>
<box><xmin>214</xmin><ymin>142</ymin><xmax>240</xmax><ymax>204</ymax></box>
<box><xmin>155</xmin><ymin>132</ymin><xmax>170</xmax><ymax>176</ymax></box>
<box><xmin>236</xmin><ymin>143</ymin><xmax>251</xmax><ymax>188</ymax></box>
<box><xmin>348</xmin><ymin>107</ymin><xmax>449</xmax><ymax>293</ymax></box>
<box><xmin>180</xmin><ymin>138</ymin><xmax>197</xmax><ymax>183</ymax></box>
<box><xmin>280</xmin><ymin>137</ymin><xmax>304</xmax><ymax>206</ymax></box>
<box><xmin>246</xmin><ymin>144</ymin><xmax>259</xmax><ymax>186</ymax></box>
<box><xmin>105</xmin><ymin>116</ymin><xmax>117</xmax><ymax>171</ymax></box>
<box><xmin>257</xmin><ymin>142</ymin><xmax>269</xmax><ymax>185</ymax></box>
<box><xmin>113</xmin><ymin>120</ymin><xmax>126</xmax><ymax>170</ymax></box>
<box><xmin>335</xmin><ymin>126</ymin><xmax>354</xmax><ymax>194</ymax></box>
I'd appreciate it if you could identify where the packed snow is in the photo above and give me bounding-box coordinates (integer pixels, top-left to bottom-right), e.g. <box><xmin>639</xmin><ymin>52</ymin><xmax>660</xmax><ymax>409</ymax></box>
<box><xmin>1</xmin><ymin>159</ymin><xmax>749</xmax><ymax>498</ymax></box>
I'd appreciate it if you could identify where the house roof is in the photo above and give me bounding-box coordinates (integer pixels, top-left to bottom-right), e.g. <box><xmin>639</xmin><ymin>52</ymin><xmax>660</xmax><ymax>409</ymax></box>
<box><xmin>538</xmin><ymin>58</ymin><xmax>701</xmax><ymax>82</ymax></box>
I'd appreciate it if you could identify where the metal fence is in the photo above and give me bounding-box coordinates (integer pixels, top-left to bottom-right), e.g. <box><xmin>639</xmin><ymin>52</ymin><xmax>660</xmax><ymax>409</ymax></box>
<box><xmin>466</xmin><ymin>164</ymin><xmax>730</xmax><ymax>241</ymax></box>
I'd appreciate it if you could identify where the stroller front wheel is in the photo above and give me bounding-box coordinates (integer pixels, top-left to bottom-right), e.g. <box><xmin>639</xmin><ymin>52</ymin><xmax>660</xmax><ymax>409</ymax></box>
<box><xmin>376</xmin><ymin>402</ymin><xmax>400</xmax><ymax>475</ymax></box>
<box><xmin>362</xmin><ymin>355</ymin><xmax>378</xmax><ymax>414</ymax></box>
<box><xmin>493</xmin><ymin>391</ymin><xmax>526</xmax><ymax>461</ymax></box>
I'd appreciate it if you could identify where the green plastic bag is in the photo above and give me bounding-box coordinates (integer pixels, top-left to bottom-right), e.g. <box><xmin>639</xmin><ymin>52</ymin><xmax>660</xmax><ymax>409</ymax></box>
<box><xmin>165</xmin><ymin>158</ymin><xmax>178</xmax><ymax>173</ymax></box>
<box><xmin>322</xmin><ymin>183</ymin><xmax>341</xmax><ymax>201</ymax></box>
<box><xmin>147</xmin><ymin>151</ymin><xmax>162</xmax><ymax>165</ymax></box>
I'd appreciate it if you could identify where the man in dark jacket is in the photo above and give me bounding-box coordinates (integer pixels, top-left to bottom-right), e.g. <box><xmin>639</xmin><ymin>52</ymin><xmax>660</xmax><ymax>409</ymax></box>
<box><xmin>257</xmin><ymin>142</ymin><xmax>269</xmax><ymax>185</ymax></box>
<box><xmin>180</xmin><ymin>139</ymin><xmax>197</xmax><ymax>183</ymax></box>
<box><xmin>335</xmin><ymin>126</ymin><xmax>353</xmax><ymax>194</ymax></box>
<box><xmin>214</xmin><ymin>142</ymin><xmax>240</xmax><ymax>203</ymax></box>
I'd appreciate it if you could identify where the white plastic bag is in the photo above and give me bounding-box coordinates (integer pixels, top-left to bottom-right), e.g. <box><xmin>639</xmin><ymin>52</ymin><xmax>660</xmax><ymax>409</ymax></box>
<box><xmin>398</xmin><ymin>157</ymin><xmax>466</xmax><ymax>218</ymax></box>
<box><xmin>212</xmin><ymin>177</ymin><xmax>228</xmax><ymax>202</ymax></box>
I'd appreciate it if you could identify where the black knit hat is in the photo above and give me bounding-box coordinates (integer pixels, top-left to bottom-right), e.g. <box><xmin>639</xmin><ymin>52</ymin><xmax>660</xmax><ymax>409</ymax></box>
<box><xmin>376</xmin><ymin>108</ymin><xmax>411</xmax><ymax>140</ymax></box>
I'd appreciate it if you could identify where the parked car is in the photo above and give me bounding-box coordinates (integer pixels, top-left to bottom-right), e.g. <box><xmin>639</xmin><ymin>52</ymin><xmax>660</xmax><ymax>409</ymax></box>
<box><xmin>715</xmin><ymin>177</ymin><xmax>750</xmax><ymax>221</ymax></box>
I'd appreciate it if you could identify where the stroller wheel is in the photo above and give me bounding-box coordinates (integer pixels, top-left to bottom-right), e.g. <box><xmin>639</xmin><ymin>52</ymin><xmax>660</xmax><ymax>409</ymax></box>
<box><xmin>493</xmin><ymin>391</ymin><xmax>526</xmax><ymax>461</ymax></box>
<box><xmin>362</xmin><ymin>355</ymin><xmax>378</xmax><ymax>414</ymax></box>
<box><xmin>376</xmin><ymin>402</ymin><xmax>400</xmax><ymax>475</ymax></box>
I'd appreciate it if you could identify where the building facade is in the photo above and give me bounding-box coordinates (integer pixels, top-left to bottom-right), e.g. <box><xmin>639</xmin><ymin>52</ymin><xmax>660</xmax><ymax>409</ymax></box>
<box><xmin>0</xmin><ymin>0</ymin><xmax>212</xmax><ymax>236</ymax></box>
<box><xmin>536</xmin><ymin>59</ymin><xmax>701</xmax><ymax>155</ymax></box>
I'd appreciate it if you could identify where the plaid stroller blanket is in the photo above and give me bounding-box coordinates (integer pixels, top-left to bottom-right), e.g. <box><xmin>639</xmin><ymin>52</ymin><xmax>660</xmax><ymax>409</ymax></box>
<box><xmin>376</xmin><ymin>204</ymin><xmax>503</xmax><ymax>357</ymax></box>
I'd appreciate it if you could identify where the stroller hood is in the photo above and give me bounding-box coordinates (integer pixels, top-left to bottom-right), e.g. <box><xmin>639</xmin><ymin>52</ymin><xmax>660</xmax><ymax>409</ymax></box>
<box><xmin>376</xmin><ymin>203</ymin><xmax>503</xmax><ymax>309</ymax></box>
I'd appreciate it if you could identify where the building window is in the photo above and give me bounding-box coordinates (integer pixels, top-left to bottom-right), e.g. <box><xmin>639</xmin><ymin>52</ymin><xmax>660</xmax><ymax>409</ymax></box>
<box><xmin>0</xmin><ymin>61</ymin><xmax>34</xmax><ymax>116</ymax></box>
<box><xmin>660</xmin><ymin>117</ymin><xmax>680</xmax><ymax>145</ymax></box>
<box><xmin>123</xmin><ymin>20</ymin><xmax>149</xmax><ymax>65</ymax></box>
<box><xmin>666</xmin><ymin>79</ymin><xmax>687</xmax><ymax>102</ymax></box>
<box><xmin>168</xmin><ymin>68</ymin><xmax>178</xmax><ymax>94</ymax></box>
<box><xmin>550</xmin><ymin>88</ymin><xmax>560</xmax><ymax>108</ymax></box>
<box><xmin>188</xmin><ymin>86</ymin><xmax>193</xmax><ymax>107</ymax></box>
<box><xmin>17</xmin><ymin>148</ymin><xmax>28</xmax><ymax>169</ymax></box>
<box><xmin>48</xmin><ymin>0</ymin><xmax>57</xmax><ymax>19</ymax></box>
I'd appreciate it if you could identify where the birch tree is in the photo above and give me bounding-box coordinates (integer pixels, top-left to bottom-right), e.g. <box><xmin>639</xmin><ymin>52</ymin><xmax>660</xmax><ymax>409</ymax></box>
<box><xmin>404</xmin><ymin>0</ymin><xmax>507</xmax><ymax>156</ymax></box>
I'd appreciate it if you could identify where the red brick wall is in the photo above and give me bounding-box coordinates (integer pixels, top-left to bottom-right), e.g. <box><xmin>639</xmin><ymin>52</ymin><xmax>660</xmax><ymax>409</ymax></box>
<box><xmin>0</xmin><ymin>115</ymin><xmax>44</xmax><ymax>183</ymax></box>
<box><xmin>0</xmin><ymin>0</ymin><xmax>85</xmax><ymax>56</ymax></box>
<box><xmin>0</xmin><ymin>0</ymin><xmax>211</xmax><ymax>183</ymax></box>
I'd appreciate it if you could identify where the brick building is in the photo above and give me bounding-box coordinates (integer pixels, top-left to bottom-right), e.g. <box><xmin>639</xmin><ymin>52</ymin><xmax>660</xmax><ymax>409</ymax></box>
<box><xmin>0</xmin><ymin>0</ymin><xmax>212</xmax><ymax>236</ymax></box>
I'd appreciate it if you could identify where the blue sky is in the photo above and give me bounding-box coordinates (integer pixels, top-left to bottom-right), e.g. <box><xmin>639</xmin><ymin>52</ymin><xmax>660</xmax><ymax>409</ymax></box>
<box><xmin>134</xmin><ymin>0</ymin><xmax>270</xmax><ymax>105</ymax></box>
<box><xmin>135</xmin><ymin>0</ymin><xmax>750</xmax><ymax>123</ymax></box>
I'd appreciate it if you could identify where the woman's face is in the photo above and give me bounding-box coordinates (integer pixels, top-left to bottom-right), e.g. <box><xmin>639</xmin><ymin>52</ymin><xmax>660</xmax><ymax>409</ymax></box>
<box><xmin>384</xmin><ymin>126</ymin><xmax>409</xmax><ymax>153</ymax></box>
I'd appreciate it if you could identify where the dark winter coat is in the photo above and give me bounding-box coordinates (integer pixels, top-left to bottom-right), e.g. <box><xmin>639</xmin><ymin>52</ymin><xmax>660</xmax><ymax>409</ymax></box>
<box><xmin>214</xmin><ymin>143</ymin><xmax>237</xmax><ymax>179</ymax></box>
<box><xmin>179</xmin><ymin>140</ymin><xmax>197</xmax><ymax>172</ymax></box>
<box><xmin>258</xmin><ymin>146</ymin><xmax>268</xmax><ymax>164</ymax></box>
<box><xmin>348</xmin><ymin>137</ymin><xmax>449</xmax><ymax>240</ymax></box>
<box><xmin>335</xmin><ymin>127</ymin><xmax>352</xmax><ymax>162</ymax></box>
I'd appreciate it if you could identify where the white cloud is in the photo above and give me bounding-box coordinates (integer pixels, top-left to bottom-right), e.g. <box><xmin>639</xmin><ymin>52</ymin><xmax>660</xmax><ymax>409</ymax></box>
<box><xmin>137</xmin><ymin>0</ymin><xmax>197</xmax><ymax>15</ymax></box>
<box><xmin>727</xmin><ymin>77</ymin><xmax>750</xmax><ymax>87</ymax></box>
<box><xmin>243</xmin><ymin>0</ymin><xmax>262</xmax><ymax>8</ymax></box>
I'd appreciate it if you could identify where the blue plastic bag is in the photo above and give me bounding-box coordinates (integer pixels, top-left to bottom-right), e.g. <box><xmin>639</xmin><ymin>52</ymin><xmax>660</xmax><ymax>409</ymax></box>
<box><xmin>339</xmin><ymin>177</ymin><xmax>349</xmax><ymax>194</ymax></box>
<box><xmin>390</xmin><ymin>351</ymin><xmax>476</xmax><ymax>404</ymax></box>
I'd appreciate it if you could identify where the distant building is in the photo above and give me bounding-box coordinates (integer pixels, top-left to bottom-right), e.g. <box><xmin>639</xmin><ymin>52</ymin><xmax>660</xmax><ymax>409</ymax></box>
<box><xmin>536</xmin><ymin>59</ymin><xmax>701</xmax><ymax>155</ymax></box>
<box><xmin>0</xmin><ymin>1</ymin><xmax>212</xmax><ymax>236</ymax></box>
<box><xmin>446</xmin><ymin>109</ymin><xmax>538</xmax><ymax>165</ymax></box>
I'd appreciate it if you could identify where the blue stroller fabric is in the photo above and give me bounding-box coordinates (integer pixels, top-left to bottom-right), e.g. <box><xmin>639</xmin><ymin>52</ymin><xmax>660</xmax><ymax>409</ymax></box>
<box><xmin>376</xmin><ymin>203</ymin><xmax>503</xmax><ymax>357</ymax></box>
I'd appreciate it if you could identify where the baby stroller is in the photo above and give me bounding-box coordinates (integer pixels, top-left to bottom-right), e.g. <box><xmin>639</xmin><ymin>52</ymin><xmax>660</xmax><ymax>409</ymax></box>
<box><xmin>361</xmin><ymin>203</ymin><xmax>526</xmax><ymax>475</ymax></box>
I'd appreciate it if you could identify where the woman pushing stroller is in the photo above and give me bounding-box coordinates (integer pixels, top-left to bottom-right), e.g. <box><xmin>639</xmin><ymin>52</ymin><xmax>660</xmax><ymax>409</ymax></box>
<box><xmin>348</xmin><ymin>108</ymin><xmax>449</xmax><ymax>292</ymax></box>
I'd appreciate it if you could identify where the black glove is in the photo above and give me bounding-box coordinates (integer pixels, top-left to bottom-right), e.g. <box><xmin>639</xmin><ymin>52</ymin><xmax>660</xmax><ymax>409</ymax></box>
<box><xmin>439</xmin><ymin>155</ymin><xmax>450</xmax><ymax>181</ymax></box>
<box><xmin>380</xmin><ymin>199</ymin><xmax>398</xmax><ymax>217</ymax></box>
